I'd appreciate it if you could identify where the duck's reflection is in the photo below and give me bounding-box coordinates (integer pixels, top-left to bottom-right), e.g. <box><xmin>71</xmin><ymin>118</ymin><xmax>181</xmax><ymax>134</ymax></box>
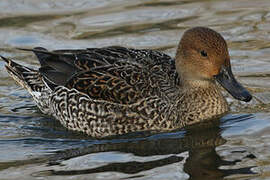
<box><xmin>47</xmin><ymin>118</ymin><xmax>255</xmax><ymax>179</ymax></box>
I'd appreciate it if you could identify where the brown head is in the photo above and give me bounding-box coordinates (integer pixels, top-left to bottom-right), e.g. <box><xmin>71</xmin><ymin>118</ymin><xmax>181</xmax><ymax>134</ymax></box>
<box><xmin>175</xmin><ymin>27</ymin><xmax>252</xmax><ymax>102</ymax></box>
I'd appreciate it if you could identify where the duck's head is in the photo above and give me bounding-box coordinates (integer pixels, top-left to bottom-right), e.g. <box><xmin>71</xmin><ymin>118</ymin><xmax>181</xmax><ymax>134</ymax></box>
<box><xmin>175</xmin><ymin>27</ymin><xmax>252</xmax><ymax>102</ymax></box>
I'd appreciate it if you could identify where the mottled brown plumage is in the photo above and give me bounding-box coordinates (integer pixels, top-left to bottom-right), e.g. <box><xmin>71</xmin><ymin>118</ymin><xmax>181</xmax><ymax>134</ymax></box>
<box><xmin>1</xmin><ymin>27</ymin><xmax>252</xmax><ymax>138</ymax></box>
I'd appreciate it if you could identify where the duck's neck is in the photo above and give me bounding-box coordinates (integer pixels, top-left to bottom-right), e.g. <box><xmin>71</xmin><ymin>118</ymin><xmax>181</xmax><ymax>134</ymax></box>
<box><xmin>174</xmin><ymin>79</ymin><xmax>229</xmax><ymax>127</ymax></box>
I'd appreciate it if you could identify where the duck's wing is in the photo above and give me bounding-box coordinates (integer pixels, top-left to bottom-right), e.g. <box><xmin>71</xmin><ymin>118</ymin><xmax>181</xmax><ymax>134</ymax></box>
<box><xmin>65</xmin><ymin>64</ymin><xmax>171</xmax><ymax>104</ymax></box>
<box><xmin>30</xmin><ymin>46</ymin><xmax>179</xmax><ymax>104</ymax></box>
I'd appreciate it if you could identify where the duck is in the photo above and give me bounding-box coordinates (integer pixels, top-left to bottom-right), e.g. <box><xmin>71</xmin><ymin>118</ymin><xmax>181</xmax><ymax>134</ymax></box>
<box><xmin>1</xmin><ymin>27</ymin><xmax>252</xmax><ymax>138</ymax></box>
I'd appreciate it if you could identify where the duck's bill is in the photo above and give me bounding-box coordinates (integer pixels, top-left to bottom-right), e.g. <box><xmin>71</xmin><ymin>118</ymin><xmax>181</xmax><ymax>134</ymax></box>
<box><xmin>214</xmin><ymin>65</ymin><xmax>252</xmax><ymax>102</ymax></box>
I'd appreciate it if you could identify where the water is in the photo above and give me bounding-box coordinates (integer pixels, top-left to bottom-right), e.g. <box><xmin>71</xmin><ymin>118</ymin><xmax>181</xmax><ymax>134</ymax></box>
<box><xmin>0</xmin><ymin>0</ymin><xmax>269</xmax><ymax>179</ymax></box>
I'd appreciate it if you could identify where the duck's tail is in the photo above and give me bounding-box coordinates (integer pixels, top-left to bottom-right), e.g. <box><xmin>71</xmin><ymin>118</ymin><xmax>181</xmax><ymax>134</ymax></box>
<box><xmin>1</xmin><ymin>56</ymin><xmax>50</xmax><ymax>109</ymax></box>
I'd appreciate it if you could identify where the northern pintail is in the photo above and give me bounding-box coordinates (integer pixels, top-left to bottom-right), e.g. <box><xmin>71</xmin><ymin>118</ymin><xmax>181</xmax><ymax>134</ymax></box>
<box><xmin>1</xmin><ymin>27</ymin><xmax>252</xmax><ymax>138</ymax></box>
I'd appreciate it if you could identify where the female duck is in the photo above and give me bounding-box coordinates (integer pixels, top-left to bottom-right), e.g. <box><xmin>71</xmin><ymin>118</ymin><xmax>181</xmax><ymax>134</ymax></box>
<box><xmin>1</xmin><ymin>27</ymin><xmax>252</xmax><ymax>138</ymax></box>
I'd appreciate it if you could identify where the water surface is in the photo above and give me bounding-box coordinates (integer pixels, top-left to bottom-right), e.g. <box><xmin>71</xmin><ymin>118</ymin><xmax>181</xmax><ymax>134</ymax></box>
<box><xmin>0</xmin><ymin>0</ymin><xmax>270</xmax><ymax>179</ymax></box>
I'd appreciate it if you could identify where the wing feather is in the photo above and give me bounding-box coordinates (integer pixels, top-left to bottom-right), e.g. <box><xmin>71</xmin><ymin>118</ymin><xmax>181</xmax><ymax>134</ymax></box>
<box><xmin>22</xmin><ymin>46</ymin><xmax>179</xmax><ymax>104</ymax></box>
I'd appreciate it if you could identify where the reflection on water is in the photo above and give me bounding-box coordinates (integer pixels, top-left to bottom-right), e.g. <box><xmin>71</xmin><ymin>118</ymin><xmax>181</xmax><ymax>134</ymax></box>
<box><xmin>0</xmin><ymin>115</ymin><xmax>258</xmax><ymax>179</ymax></box>
<box><xmin>0</xmin><ymin>0</ymin><xmax>270</xmax><ymax>179</ymax></box>
<box><xmin>44</xmin><ymin>117</ymin><xmax>256</xmax><ymax>180</ymax></box>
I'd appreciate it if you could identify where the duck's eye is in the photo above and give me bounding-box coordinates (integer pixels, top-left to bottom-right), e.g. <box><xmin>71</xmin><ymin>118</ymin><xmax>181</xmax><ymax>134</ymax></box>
<box><xmin>200</xmin><ymin>50</ymin><xmax>207</xmax><ymax>57</ymax></box>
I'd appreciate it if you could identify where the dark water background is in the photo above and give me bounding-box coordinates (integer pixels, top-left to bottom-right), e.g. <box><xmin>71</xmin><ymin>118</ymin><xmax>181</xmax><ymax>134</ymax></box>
<box><xmin>0</xmin><ymin>0</ymin><xmax>270</xmax><ymax>179</ymax></box>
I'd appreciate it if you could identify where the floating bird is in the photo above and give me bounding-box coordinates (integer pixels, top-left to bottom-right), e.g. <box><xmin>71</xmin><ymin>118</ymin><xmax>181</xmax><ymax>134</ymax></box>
<box><xmin>1</xmin><ymin>27</ymin><xmax>252</xmax><ymax>138</ymax></box>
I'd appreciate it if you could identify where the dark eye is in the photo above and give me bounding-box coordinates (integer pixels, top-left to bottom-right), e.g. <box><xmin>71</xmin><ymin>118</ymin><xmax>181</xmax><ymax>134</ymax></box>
<box><xmin>200</xmin><ymin>50</ymin><xmax>207</xmax><ymax>57</ymax></box>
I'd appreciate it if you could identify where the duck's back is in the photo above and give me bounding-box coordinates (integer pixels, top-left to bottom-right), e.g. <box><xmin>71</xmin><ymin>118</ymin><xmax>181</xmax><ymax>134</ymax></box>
<box><xmin>35</xmin><ymin>46</ymin><xmax>179</xmax><ymax>104</ymax></box>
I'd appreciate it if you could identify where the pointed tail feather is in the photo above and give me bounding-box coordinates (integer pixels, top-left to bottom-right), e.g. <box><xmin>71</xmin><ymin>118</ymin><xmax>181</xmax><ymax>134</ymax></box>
<box><xmin>1</xmin><ymin>56</ymin><xmax>48</xmax><ymax>97</ymax></box>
